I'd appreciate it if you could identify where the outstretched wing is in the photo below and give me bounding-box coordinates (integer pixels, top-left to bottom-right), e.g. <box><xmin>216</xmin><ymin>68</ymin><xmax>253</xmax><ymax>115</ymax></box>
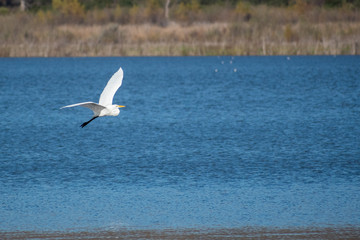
<box><xmin>99</xmin><ymin>67</ymin><xmax>123</xmax><ymax>106</ymax></box>
<box><xmin>60</xmin><ymin>102</ymin><xmax>106</xmax><ymax>116</ymax></box>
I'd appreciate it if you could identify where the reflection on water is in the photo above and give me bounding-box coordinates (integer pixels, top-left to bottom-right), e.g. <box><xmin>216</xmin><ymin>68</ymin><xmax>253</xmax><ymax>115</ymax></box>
<box><xmin>0</xmin><ymin>56</ymin><xmax>359</xmax><ymax>231</ymax></box>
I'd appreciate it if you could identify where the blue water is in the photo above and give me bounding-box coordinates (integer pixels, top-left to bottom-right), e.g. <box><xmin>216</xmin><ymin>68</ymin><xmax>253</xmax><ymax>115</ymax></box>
<box><xmin>0</xmin><ymin>56</ymin><xmax>359</xmax><ymax>231</ymax></box>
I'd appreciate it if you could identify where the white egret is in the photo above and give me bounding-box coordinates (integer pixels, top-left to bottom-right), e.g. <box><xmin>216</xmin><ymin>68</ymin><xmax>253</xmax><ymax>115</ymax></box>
<box><xmin>61</xmin><ymin>67</ymin><xmax>125</xmax><ymax>128</ymax></box>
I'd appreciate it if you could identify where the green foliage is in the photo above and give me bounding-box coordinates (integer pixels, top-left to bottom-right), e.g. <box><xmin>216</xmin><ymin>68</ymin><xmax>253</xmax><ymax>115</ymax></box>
<box><xmin>0</xmin><ymin>7</ymin><xmax>10</xmax><ymax>15</ymax></box>
<box><xmin>113</xmin><ymin>5</ymin><xmax>122</xmax><ymax>20</ymax></box>
<box><xmin>290</xmin><ymin>0</ymin><xmax>311</xmax><ymax>14</ymax></box>
<box><xmin>52</xmin><ymin>0</ymin><xmax>85</xmax><ymax>21</ymax></box>
<box><xmin>2</xmin><ymin>0</ymin><xmax>360</xmax><ymax>12</ymax></box>
<box><xmin>80</xmin><ymin>0</ymin><xmax>115</xmax><ymax>10</ymax></box>
<box><xmin>324</xmin><ymin>0</ymin><xmax>343</xmax><ymax>7</ymax></box>
<box><xmin>36</xmin><ymin>9</ymin><xmax>53</xmax><ymax>23</ymax></box>
<box><xmin>235</xmin><ymin>1</ymin><xmax>252</xmax><ymax>21</ymax></box>
<box><xmin>144</xmin><ymin>0</ymin><xmax>164</xmax><ymax>24</ymax></box>
<box><xmin>239</xmin><ymin>0</ymin><xmax>290</xmax><ymax>6</ymax></box>
<box><xmin>129</xmin><ymin>5</ymin><xmax>141</xmax><ymax>24</ymax></box>
<box><xmin>174</xmin><ymin>0</ymin><xmax>202</xmax><ymax>23</ymax></box>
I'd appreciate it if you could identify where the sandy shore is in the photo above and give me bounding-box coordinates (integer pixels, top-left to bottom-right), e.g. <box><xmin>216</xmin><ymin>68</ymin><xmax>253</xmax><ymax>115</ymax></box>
<box><xmin>1</xmin><ymin>226</ymin><xmax>360</xmax><ymax>239</ymax></box>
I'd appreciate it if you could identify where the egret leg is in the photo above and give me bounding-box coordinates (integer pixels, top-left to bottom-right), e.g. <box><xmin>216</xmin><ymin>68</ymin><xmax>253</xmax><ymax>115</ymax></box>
<box><xmin>81</xmin><ymin>116</ymin><xmax>98</xmax><ymax>128</ymax></box>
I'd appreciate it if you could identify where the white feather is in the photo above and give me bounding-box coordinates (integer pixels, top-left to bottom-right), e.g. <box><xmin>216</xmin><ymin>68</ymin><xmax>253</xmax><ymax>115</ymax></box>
<box><xmin>99</xmin><ymin>67</ymin><xmax>123</xmax><ymax>106</ymax></box>
<box><xmin>60</xmin><ymin>67</ymin><xmax>125</xmax><ymax>127</ymax></box>
<box><xmin>60</xmin><ymin>102</ymin><xmax>106</xmax><ymax>116</ymax></box>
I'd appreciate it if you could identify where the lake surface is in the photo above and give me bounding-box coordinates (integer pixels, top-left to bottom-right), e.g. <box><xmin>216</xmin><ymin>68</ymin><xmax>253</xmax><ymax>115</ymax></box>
<box><xmin>0</xmin><ymin>56</ymin><xmax>359</xmax><ymax>232</ymax></box>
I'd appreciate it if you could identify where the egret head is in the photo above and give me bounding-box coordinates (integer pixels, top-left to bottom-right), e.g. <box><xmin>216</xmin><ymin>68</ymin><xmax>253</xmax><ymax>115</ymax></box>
<box><xmin>110</xmin><ymin>105</ymin><xmax>125</xmax><ymax>116</ymax></box>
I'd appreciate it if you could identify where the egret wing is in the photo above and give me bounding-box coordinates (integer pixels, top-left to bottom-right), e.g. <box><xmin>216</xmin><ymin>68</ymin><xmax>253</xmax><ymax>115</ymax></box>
<box><xmin>60</xmin><ymin>102</ymin><xmax>105</xmax><ymax>116</ymax></box>
<box><xmin>99</xmin><ymin>67</ymin><xmax>123</xmax><ymax>106</ymax></box>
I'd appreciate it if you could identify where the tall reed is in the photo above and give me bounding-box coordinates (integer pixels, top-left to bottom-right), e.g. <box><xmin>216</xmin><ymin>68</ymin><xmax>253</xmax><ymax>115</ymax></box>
<box><xmin>0</xmin><ymin>4</ymin><xmax>359</xmax><ymax>56</ymax></box>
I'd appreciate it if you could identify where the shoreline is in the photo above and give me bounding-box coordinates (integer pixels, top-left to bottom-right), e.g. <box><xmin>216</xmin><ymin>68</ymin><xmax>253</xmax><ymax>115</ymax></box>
<box><xmin>1</xmin><ymin>4</ymin><xmax>360</xmax><ymax>57</ymax></box>
<box><xmin>2</xmin><ymin>226</ymin><xmax>360</xmax><ymax>239</ymax></box>
<box><xmin>1</xmin><ymin>54</ymin><xmax>359</xmax><ymax>59</ymax></box>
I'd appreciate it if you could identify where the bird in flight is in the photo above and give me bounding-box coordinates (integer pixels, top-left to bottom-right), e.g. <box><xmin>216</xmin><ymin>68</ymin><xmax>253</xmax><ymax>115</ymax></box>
<box><xmin>61</xmin><ymin>67</ymin><xmax>125</xmax><ymax>128</ymax></box>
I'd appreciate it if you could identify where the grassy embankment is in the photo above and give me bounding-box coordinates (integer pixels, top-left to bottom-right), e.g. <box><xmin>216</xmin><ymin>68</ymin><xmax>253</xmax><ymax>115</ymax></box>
<box><xmin>1</xmin><ymin>3</ymin><xmax>360</xmax><ymax>57</ymax></box>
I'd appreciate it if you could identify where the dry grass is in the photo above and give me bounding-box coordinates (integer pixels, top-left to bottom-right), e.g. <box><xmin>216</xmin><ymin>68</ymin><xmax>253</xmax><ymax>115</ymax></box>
<box><xmin>1</xmin><ymin>5</ymin><xmax>360</xmax><ymax>57</ymax></box>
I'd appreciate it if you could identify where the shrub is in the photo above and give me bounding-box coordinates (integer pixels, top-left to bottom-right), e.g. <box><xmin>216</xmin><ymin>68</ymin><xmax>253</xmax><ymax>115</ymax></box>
<box><xmin>36</xmin><ymin>10</ymin><xmax>54</xmax><ymax>24</ymax></box>
<box><xmin>144</xmin><ymin>0</ymin><xmax>164</xmax><ymax>24</ymax></box>
<box><xmin>129</xmin><ymin>5</ymin><xmax>142</xmax><ymax>24</ymax></box>
<box><xmin>0</xmin><ymin>7</ymin><xmax>9</xmax><ymax>15</ymax></box>
<box><xmin>173</xmin><ymin>0</ymin><xmax>202</xmax><ymax>24</ymax></box>
<box><xmin>290</xmin><ymin>0</ymin><xmax>311</xmax><ymax>15</ymax></box>
<box><xmin>52</xmin><ymin>0</ymin><xmax>85</xmax><ymax>22</ymax></box>
<box><xmin>235</xmin><ymin>1</ymin><xmax>252</xmax><ymax>21</ymax></box>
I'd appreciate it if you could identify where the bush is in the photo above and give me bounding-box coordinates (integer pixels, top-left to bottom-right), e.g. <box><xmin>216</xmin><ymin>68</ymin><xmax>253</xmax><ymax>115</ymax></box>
<box><xmin>52</xmin><ymin>0</ymin><xmax>85</xmax><ymax>22</ymax></box>
<box><xmin>235</xmin><ymin>1</ymin><xmax>252</xmax><ymax>21</ymax></box>
<box><xmin>173</xmin><ymin>0</ymin><xmax>202</xmax><ymax>23</ymax></box>
<box><xmin>0</xmin><ymin>7</ymin><xmax>9</xmax><ymax>15</ymax></box>
<box><xmin>36</xmin><ymin>9</ymin><xmax>54</xmax><ymax>24</ymax></box>
<box><xmin>144</xmin><ymin>0</ymin><xmax>164</xmax><ymax>25</ymax></box>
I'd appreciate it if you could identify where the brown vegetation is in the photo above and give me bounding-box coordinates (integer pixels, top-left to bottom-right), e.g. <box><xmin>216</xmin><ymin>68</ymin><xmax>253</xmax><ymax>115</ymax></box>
<box><xmin>1</xmin><ymin>226</ymin><xmax>360</xmax><ymax>239</ymax></box>
<box><xmin>0</xmin><ymin>2</ymin><xmax>360</xmax><ymax>57</ymax></box>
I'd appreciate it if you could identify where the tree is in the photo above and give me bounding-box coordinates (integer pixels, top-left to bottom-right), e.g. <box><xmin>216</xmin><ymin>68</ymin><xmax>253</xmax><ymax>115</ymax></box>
<box><xmin>165</xmin><ymin>0</ymin><xmax>170</xmax><ymax>20</ymax></box>
<box><xmin>52</xmin><ymin>0</ymin><xmax>85</xmax><ymax>22</ymax></box>
<box><xmin>20</xmin><ymin>0</ymin><xmax>26</xmax><ymax>11</ymax></box>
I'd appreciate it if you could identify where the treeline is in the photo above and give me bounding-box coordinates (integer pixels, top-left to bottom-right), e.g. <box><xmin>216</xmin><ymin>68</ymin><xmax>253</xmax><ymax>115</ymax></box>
<box><xmin>1</xmin><ymin>0</ymin><xmax>360</xmax><ymax>25</ymax></box>
<box><xmin>1</xmin><ymin>0</ymin><xmax>359</xmax><ymax>57</ymax></box>
<box><xmin>2</xmin><ymin>0</ymin><xmax>360</xmax><ymax>10</ymax></box>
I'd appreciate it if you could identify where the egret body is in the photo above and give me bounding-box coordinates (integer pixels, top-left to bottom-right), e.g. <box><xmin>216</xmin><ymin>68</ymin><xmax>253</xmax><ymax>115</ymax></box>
<box><xmin>61</xmin><ymin>67</ymin><xmax>125</xmax><ymax>128</ymax></box>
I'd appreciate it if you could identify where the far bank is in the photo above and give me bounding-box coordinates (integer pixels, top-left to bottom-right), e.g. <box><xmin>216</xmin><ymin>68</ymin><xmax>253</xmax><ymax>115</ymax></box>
<box><xmin>1</xmin><ymin>4</ymin><xmax>359</xmax><ymax>57</ymax></box>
